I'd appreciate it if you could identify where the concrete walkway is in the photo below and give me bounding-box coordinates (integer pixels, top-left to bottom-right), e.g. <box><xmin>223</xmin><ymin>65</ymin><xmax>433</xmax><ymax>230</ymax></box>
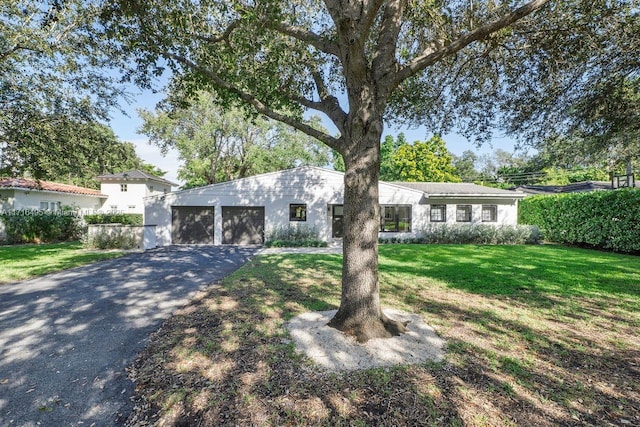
<box><xmin>0</xmin><ymin>246</ymin><xmax>257</xmax><ymax>427</ymax></box>
<box><xmin>258</xmin><ymin>244</ymin><xmax>343</xmax><ymax>255</ymax></box>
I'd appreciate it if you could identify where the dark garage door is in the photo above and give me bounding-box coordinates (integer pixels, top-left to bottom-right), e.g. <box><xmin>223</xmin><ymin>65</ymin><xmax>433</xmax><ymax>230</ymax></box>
<box><xmin>172</xmin><ymin>206</ymin><xmax>214</xmax><ymax>244</ymax></box>
<box><xmin>222</xmin><ymin>206</ymin><xmax>265</xmax><ymax>245</ymax></box>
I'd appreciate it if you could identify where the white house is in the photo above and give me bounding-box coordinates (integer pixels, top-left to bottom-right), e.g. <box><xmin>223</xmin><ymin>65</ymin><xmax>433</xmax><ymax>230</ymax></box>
<box><xmin>97</xmin><ymin>170</ymin><xmax>178</xmax><ymax>214</ymax></box>
<box><xmin>145</xmin><ymin>166</ymin><xmax>525</xmax><ymax>246</ymax></box>
<box><xmin>0</xmin><ymin>178</ymin><xmax>107</xmax><ymax>213</ymax></box>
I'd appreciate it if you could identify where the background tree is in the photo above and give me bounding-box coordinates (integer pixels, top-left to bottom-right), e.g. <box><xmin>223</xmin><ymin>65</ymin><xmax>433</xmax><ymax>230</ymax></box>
<box><xmin>0</xmin><ymin>117</ymin><xmax>162</xmax><ymax>188</ymax></box>
<box><xmin>104</xmin><ymin>0</ymin><xmax>556</xmax><ymax>341</ymax></box>
<box><xmin>379</xmin><ymin>134</ymin><xmax>405</xmax><ymax>180</ymax></box>
<box><xmin>380</xmin><ymin>134</ymin><xmax>458</xmax><ymax>182</ymax></box>
<box><xmin>138</xmin><ymin>91</ymin><xmax>331</xmax><ymax>188</ymax></box>
<box><xmin>453</xmin><ymin>150</ymin><xmax>481</xmax><ymax>182</ymax></box>
<box><xmin>1</xmin><ymin>0</ymin><xmax>127</xmax><ymax>180</ymax></box>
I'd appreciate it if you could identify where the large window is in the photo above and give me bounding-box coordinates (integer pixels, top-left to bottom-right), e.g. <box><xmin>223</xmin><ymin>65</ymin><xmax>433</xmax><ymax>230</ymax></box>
<box><xmin>430</xmin><ymin>204</ymin><xmax>446</xmax><ymax>222</ymax></box>
<box><xmin>380</xmin><ymin>205</ymin><xmax>411</xmax><ymax>232</ymax></box>
<box><xmin>40</xmin><ymin>202</ymin><xmax>58</xmax><ymax>211</ymax></box>
<box><xmin>482</xmin><ymin>205</ymin><xmax>498</xmax><ymax>222</ymax></box>
<box><xmin>456</xmin><ymin>205</ymin><xmax>472</xmax><ymax>222</ymax></box>
<box><xmin>289</xmin><ymin>204</ymin><xmax>307</xmax><ymax>221</ymax></box>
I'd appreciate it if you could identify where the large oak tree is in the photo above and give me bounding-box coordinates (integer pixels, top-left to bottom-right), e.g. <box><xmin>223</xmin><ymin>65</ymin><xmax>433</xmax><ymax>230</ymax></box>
<box><xmin>104</xmin><ymin>0</ymin><xmax>553</xmax><ymax>341</ymax></box>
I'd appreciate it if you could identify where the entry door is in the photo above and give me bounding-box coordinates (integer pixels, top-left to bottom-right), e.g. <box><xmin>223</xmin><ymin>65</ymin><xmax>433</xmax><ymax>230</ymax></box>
<box><xmin>171</xmin><ymin>206</ymin><xmax>214</xmax><ymax>244</ymax></box>
<box><xmin>332</xmin><ymin>205</ymin><xmax>344</xmax><ymax>238</ymax></box>
<box><xmin>222</xmin><ymin>206</ymin><xmax>265</xmax><ymax>245</ymax></box>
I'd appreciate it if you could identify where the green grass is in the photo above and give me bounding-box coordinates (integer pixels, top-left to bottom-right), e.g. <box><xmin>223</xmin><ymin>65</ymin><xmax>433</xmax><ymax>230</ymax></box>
<box><xmin>128</xmin><ymin>244</ymin><xmax>640</xmax><ymax>426</ymax></box>
<box><xmin>0</xmin><ymin>241</ymin><xmax>124</xmax><ymax>284</ymax></box>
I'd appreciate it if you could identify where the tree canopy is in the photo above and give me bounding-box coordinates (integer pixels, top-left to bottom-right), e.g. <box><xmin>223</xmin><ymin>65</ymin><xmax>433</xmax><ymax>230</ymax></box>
<box><xmin>380</xmin><ymin>134</ymin><xmax>459</xmax><ymax>182</ymax></box>
<box><xmin>0</xmin><ymin>116</ymin><xmax>163</xmax><ymax>189</ymax></box>
<box><xmin>1</xmin><ymin>0</ymin><xmax>129</xmax><ymax>181</ymax></box>
<box><xmin>138</xmin><ymin>91</ymin><xmax>331</xmax><ymax>188</ymax></box>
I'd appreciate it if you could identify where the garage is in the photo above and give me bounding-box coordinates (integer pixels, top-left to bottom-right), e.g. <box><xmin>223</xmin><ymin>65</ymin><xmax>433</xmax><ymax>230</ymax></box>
<box><xmin>222</xmin><ymin>206</ymin><xmax>265</xmax><ymax>245</ymax></box>
<box><xmin>171</xmin><ymin>206</ymin><xmax>214</xmax><ymax>244</ymax></box>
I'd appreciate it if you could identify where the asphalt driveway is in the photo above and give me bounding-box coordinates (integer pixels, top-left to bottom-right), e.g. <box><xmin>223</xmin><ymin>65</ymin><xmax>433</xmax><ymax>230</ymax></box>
<box><xmin>0</xmin><ymin>245</ymin><xmax>258</xmax><ymax>427</ymax></box>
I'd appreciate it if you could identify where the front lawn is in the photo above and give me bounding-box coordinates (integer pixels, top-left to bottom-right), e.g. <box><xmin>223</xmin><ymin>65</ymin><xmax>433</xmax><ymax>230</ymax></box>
<box><xmin>127</xmin><ymin>244</ymin><xmax>640</xmax><ymax>426</ymax></box>
<box><xmin>0</xmin><ymin>241</ymin><xmax>124</xmax><ymax>284</ymax></box>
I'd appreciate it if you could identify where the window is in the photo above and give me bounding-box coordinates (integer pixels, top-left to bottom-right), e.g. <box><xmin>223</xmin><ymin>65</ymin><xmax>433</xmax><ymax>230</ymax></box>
<box><xmin>149</xmin><ymin>185</ymin><xmax>154</xmax><ymax>193</ymax></box>
<box><xmin>456</xmin><ymin>205</ymin><xmax>472</xmax><ymax>222</ymax></box>
<box><xmin>120</xmin><ymin>184</ymin><xmax>127</xmax><ymax>192</ymax></box>
<box><xmin>430</xmin><ymin>205</ymin><xmax>446</xmax><ymax>222</ymax></box>
<box><xmin>128</xmin><ymin>205</ymin><xmax>136</xmax><ymax>212</ymax></box>
<box><xmin>380</xmin><ymin>205</ymin><xmax>411</xmax><ymax>232</ymax></box>
<box><xmin>289</xmin><ymin>204</ymin><xmax>307</xmax><ymax>221</ymax></box>
<box><xmin>482</xmin><ymin>205</ymin><xmax>497</xmax><ymax>222</ymax></box>
<box><xmin>40</xmin><ymin>202</ymin><xmax>49</xmax><ymax>210</ymax></box>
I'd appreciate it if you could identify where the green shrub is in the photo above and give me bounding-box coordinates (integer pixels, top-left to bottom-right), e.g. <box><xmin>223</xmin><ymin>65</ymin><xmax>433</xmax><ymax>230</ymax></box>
<box><xmin>519</xmin><ymin>189</ymin><xmax>640</xmax><ymax>253</ymax></box>
<box><xmin>0</xmin><ymin>209</ymin><xmax>83</xmax><ymax>244</ymax></box>
<box><xmin>84</xmin><ymin>213</ymin><xmax>143</xmax><ymax>226</ymax></box>
<box><xmin>83</xmin><ymin>227</ymin><xmax>139</xmax><ymax>250</ymax></box>
<box><xmin>264</xmin><ymin>225</ymin><xmax>328</xmax><ymax>248</ymax></box>
<box><xmin>379</xmin><ymin>224</ymin><xmax>540</xmax><ymax>245</ymax></box>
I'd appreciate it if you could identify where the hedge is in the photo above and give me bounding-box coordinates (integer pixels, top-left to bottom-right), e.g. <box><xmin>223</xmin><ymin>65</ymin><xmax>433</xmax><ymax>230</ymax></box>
<box><xmin>518</xmin><ymin>189</ymin><xmax>640</xmax><ymax>253</ymax></box>
<box><xmin>84</xmin><ymin>213</ymin><xmax>143</xmax><ymax>226</ymax></box>
<box><xmin>264</xmin><ymin>225</ymin><xmax>328</xmax><ymax>248</ymax></box>
<box><xmin>0</xmin><ymin>209</ymin><xmax>83</xmax><ymax>244</ymax></box>
<box><xmin>379</xmin><ymin>224</ymin><xmax>541</xmax><ymax>245</ymax></box>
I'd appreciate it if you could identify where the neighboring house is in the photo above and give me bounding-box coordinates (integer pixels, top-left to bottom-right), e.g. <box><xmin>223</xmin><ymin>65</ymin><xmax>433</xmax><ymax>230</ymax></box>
<box><xmin>145</xmin><ymin>166</ymin><xmax>525</xmax><ymax>246</ymax></box>
<box><xmin>0</xmin><ymin>178</ymin><xmax>107</xmax><ymax>213</ymax></box>
<box><xmin>514</xmin><ymin>181</ymin><xmax>612</xmax><ymax>196</ymax></box>
<box><xmin>97</xmin><ymin>170</ymin><xmax>178</xmax><ymax>214</ymax></box>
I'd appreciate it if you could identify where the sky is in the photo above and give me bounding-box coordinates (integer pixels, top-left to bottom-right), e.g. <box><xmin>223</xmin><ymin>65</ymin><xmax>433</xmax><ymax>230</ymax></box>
<box><xmin>109</xmin><ymin>85</ymin><xmax>519</xmax><ymax>187</ymax></box>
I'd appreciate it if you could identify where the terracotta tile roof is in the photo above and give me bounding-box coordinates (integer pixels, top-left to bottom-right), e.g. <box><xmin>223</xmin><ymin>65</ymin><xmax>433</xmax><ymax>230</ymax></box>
<box><xmin>0</xmin><ymin>178</ymin><xmax>105</xmax><ymax>197</ymax></box>
<box><xmin>96</xmin><ymin>170</ymin><xmax>178</xmax><ymax>186</ymax></box>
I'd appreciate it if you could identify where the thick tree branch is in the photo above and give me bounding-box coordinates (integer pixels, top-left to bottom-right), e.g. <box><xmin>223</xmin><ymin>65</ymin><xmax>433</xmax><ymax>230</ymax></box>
<box><xmin>394</xmin><ymin>0</ymin><xmax>551</xmax><ymax>86</ymax></box>
<box><xmin>272</xmin><ymin>22</ymin><xmax>340</xmax><ymax>57</ymax></box>
<box><xmin>359</xmin><ymin>0</ymin><xmax>386</xmax><ymax>44</ymax></box>
<box><xmin>372</xmin><ymin>0</ymin><xmax>406</xmax><ymax>88</ymax></box>
<box><xmin>164</xmin><ymin>52</ymin><xmax>342</xmax><ymax>151</ymax></box>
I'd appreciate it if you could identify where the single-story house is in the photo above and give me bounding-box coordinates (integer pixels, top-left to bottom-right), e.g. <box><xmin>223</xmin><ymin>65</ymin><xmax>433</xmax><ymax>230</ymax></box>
<box><xmin>0</xmin><ymin>178</ymin><xmax>107</xmax><ymax>213</ymax></box>
<box><xmin>145</xmin><ymin>166</ymin><xmax>525</xmax><ymax>246</ymax></box>
<box><xmin>97</xmin><ymin>170</ymin><xmax>178</xmax><ymax>214</ymax></box>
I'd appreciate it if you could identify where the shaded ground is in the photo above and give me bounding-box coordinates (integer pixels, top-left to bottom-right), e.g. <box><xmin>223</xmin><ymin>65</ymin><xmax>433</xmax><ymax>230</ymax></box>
<box><xmin>0</xmin><ymin>245</ymin><xmax>257</xmax><ymax>427</ymax></box>
<box><xmin>124</xmin><ymin>245</ymin><xmax>640</xmax><ymax>426</ymax></box>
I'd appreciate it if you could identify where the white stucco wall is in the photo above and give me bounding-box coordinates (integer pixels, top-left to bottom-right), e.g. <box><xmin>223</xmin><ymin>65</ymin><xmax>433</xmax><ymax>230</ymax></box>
<box><xmin>100</xmin><ymin>181</ymin><xmax>172</xmax><ymax>214</ymax></box>
<box><xmin>1</xmin><ymin>188</ymin><xmax>105</xmax><ymax>213</ymax></box>
<box><xmin>145</xmin><ymin>167</ymin><xmax>523</xmax><ymax>246</ymax></box>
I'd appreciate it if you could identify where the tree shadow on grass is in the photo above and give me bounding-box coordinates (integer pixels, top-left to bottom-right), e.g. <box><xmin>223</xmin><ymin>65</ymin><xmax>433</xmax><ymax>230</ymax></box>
<box><xmin>125</xmin><ymin>253</ymin><xmax>639</xmax><ymax>426</ymax></box>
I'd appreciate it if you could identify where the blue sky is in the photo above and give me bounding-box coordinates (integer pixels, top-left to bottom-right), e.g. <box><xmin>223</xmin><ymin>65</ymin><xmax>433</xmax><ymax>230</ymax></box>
<box><xmin>109</xmin><ymin>86</ymin><xmax>518</xmax><ymax>186</ymax></box>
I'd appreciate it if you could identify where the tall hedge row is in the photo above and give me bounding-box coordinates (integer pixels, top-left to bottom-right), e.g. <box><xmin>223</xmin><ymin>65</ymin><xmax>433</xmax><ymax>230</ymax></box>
<box><xmin>84</xmin><ymin>213</ymin><xmax>143</xmax><ymax>226</ymax></box>
<box><xmin>519</xmin><ymin>189</ymin><xmax>640</xmax><ymax>253</ymax></box>
<box><xmin>0</xmin><ymin>210</ymin><xmax>83</xmax><ymax>244</ymax></box>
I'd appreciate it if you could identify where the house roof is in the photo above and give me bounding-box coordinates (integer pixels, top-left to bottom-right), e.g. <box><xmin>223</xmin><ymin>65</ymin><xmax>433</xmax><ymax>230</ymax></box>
<box><xmin>514</xmin><ymin>181</ymin><xmax>612</xmax><ymax>195</ymax></box>
<box><xmin>391</xmin><ymin>181</ymin><xmax>525</xmax><ymax>198</ymax></box>
<box><xmin>96</xmin><ymin>170</ymin><xmax>178</xmax><ymax>186</ymax></box>
<box><xmin>153</xmin><ymin>166</ymin><xmax>523</xmax><ymax>200</ymax></box>
<box><xmin>0</xmin><ymin>178</ymin><xmax>106</xmax><ymax>197</ymax></box>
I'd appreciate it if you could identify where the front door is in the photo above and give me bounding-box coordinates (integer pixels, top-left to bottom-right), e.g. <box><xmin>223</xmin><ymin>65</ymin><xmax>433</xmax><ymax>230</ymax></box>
<box><xmin>332</xmin><ymin>205</ymin><xmax>344</xmax><ymax>238</ymax></box>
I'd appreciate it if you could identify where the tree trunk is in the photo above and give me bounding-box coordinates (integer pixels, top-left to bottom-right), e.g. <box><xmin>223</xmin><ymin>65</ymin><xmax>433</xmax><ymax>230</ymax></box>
<box><xmin>327</xmin><ymin>113</ymin><xmax>408</xmax><ymax>343</ymax></box>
